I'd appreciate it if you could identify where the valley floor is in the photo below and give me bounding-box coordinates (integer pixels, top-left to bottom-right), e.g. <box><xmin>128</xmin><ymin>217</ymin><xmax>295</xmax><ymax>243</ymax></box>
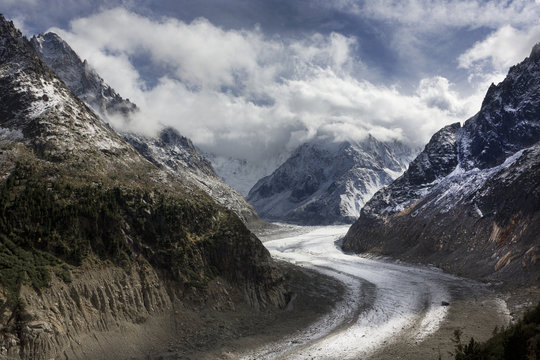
<box><xmin>151</xmin><ymin>224</ymin><xmax>537</xmax><ymax>360</ymax></box>
<box><xmin>146</xmin><ymin>260</ymin><xmax>345</xmax><ymax>360</ymax></box>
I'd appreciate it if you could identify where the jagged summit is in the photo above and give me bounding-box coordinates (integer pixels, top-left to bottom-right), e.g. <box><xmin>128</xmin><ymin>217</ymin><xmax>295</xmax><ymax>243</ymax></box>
<box><xmin>462</xmin><ymin>43</ymin><xmax>540</xmax><ymax>170</ymax></box>
<box><xmin>31</xmin><ymin>31</ymin><xmax>137</xmax><ymax>119</ymax></box>
<box><xmin>248</xmin><ymin>136</ymin><xmax>417</xmax><ymax>224</ymax></box>
<box><xmin>343</xmin><ymin>43</ymin><xmax>540</xmax><ymax>284</ymax></box>
<box><xmin>124</xmin><ymin>127</ymin><xmax>216</xmax><ymax>177</ymax></box>
<box><xmin>0</xmin><ymin>15</ymin><xmax>140</xmax><ymax>174</ymax></box>
<box><xmin>0</xmin><ymin>15</ymin><xmax>53</xmax><ymax>82</ymax></box>
<box><xmin>350</xmin><ymin>41</ymin><xmax>540</xmax><ymax>223</ymax></box>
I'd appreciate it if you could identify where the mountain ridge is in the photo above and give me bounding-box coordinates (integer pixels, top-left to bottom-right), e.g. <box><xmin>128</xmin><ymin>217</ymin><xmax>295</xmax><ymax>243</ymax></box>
<box><xmin>30</xmin><ymin>31</ymin><xmax>259</xmax><ymax>223</ymax></box>
<box><xmin>31</xmin><ymin>32</ymin><xmax>137</xmax><ymax>119</ymax></box>
<box><xmin>343</xmin><ymin>43</ymin><xmax>540</xmax><ymax>285</ymax></box>
<box><xmin>124</xmin><ymin>127</ymin><xmax>260</xmax><ymax>222</ymax></box>
<box><xmin>248</xmin><ymin>135</ymin><xmax>417</xmax><ymax>224</ymax></box>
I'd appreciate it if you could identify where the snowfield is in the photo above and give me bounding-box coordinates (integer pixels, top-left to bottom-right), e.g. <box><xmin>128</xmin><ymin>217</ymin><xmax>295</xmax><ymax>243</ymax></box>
<box><xmin>241</xmin><ymin>225</ymin><xmax>495</xmax><ymax>360</ymax></box>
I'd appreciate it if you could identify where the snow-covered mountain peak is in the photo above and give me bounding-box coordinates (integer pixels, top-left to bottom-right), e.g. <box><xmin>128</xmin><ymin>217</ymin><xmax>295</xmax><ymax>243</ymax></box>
<box><xmin>354</xmin><ymin>44</ymin><xmax>540</xmax><ymax>220</ymax></box>
<box><xmin>30</xmin><ymin>32</ymin><xmax>137</xmax><ymax>120</ymax></box>
<box><xmin>0</xmin><ymin>14</ymin><xmax>152</xmax><ymax>179</ymax></box>
<box><xmin>32</xmin><ymin>32</ymin><xmax>71</xmax><ymax>59</ymax></box>
<box><xmin>458</xmin><ymin>44</ymin><xmax>540</xmax><ymax>171</ymax></box>
<box><xmin>247</xmin><ymin>136</ymin><xmax>417</xmax><ymax>224</ymax></box>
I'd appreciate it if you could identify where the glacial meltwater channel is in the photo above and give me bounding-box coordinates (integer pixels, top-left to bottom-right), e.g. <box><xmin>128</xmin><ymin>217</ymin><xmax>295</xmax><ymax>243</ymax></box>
<box><xmin>239</xmin><ymin>225</ymin><xmax>508</xmax><ymax>360</ymax></box>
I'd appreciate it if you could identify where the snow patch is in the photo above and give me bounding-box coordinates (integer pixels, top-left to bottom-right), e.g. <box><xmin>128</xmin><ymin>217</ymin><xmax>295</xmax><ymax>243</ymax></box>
<box><xmin>417</xmin><ymin>147</ymin><xmax>529</xmax><ymax>215</ymax></box>
<box><xmin>504</xmin><ymin>105</ymin><xmax>517</xmax><ymax>113</ymax></box>
<box><xmin>474</xmin><ymin>203</ymin><xmax>483</xmax><ymax>217</ymax></box>
<box><xmin>0</xmin><ymin>127</ymin><xmax>23</xmax><ymax>141</ymax></box>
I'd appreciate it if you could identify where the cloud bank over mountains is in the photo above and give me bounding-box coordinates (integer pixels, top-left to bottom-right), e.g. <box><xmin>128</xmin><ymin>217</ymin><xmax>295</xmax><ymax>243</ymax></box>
<box><xmin>2</xmin><ymin>1</ymin><xmax>533</xmax><ymax>162</ymax></box>
<box><xmin>46</xmin><ymin>7</ymin><xmax>477</xmax><ymax>162</ymax></box>
<box><xmin>459</xmin><ymin>24</ymin><xmax>540</xmax><ymax>85</ymax></box>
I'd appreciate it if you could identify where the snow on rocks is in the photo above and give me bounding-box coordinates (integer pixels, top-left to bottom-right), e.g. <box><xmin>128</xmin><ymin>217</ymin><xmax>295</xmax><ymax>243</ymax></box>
<box><xmin>248</xmin><ymin>137</ymin><xmax>417</xmax><ymax>224</ymax></box>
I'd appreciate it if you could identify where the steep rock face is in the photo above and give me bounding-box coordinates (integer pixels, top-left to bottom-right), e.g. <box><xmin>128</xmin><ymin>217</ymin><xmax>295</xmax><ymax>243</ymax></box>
<box><xmin>31</xmin><ymin>31</ymin><xmax>258</xmax><ymax>223</ymax></box>
<box><xmin>360</xmin><ymin>123</ymin><xmax>461</xmax><ymax>221</ymax></box>
<box><xmin>0</xmin><ymin>15</ymin><xmax>285</xmax><ymax>359</ymax></box>
<box><xmin>460</xmin><ymin>42</ymin><xmax>540</xmax><ymax>170</ymax></box>
<box><xmin>343</xmin><ymin>44</ymin><xmax>540</xmax><ymax>284</ymax></box>
<box><xmin>30</xmin><ymin>32</ymin><xmax>136</xmax><ymax>118</ymax></box>
<box><xmin>9</xmin><ymin>255</ymin><xmax>285</xmax><ymax>360</ymax></box>
<box><xmin>248</xmin><ymin>136</ymin><xmax>416</xmax><ymax>224</ymax></box>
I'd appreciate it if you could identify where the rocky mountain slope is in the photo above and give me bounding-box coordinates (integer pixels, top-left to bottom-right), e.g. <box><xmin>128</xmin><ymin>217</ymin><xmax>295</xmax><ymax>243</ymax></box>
<box><xmin>30</xmin><ymin>32</ymin><xmax>136</xmax><ymax>118</ymax></box>
<box><xmin>248</xmin><ymin>136</ymin><xmax>417</xmax><ymax>224</ymax></box>
<box><xmin>0</xmin><ymin>15</ymin><xmax>285</xmax><ymax>359</ymax></box>
<box><xmin>31</xmin><ymin>31</ymin><xmax>258</xmax><ymax>223</ymax></box>
<box><xmin>124</xmin><ymin>128</ymin><xmax>259</xmax><ymax>222</ymax></box>
<box><xmin>343</xmin><ymin>43</ymin><xmax>540</xmax><ymax>285</ymax></box>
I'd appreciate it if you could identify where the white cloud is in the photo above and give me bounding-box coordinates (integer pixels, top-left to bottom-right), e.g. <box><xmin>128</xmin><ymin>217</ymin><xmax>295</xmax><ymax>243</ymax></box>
<box><xmin>50</xmin><ymin>7</ymin><xmax>480</xmax><ymax>163</ymax></box>
<box><xmin>458</xmin><ymin>24</ymin><xmax>540</xmax><ymax>86</ymax></box>
<box><xmin>417</xmin><ymin>77</ymin><xmax>466</xmax><ymax>113</ymax></box>
<box><xmin>331</xmin><ymin>0</ymin><xmax>540</xmax><ymax>81</ymax></box>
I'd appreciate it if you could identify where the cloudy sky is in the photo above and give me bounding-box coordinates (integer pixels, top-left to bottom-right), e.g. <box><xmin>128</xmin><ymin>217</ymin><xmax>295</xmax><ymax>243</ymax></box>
<box><xmin>3</xmin><ymin>0</ymin><xmax>540</xmax><ymax>162</ymax></box>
